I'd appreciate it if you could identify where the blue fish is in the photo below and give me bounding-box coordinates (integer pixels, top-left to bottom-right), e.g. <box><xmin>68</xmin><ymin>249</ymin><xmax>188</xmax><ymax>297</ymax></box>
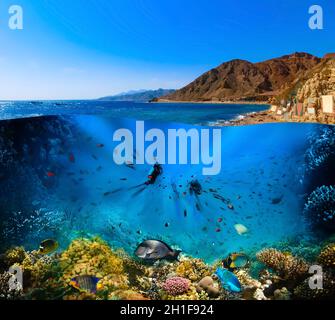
<box><xmin>215</xmin><ymin>268</ymin><xmax>242</xmax><ymax>293</ymax></box>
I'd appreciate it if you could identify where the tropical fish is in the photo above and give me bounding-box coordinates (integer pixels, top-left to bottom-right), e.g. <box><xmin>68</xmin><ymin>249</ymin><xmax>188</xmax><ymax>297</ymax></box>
<box><xmin>227</xmin><ymin>203</ymin><xmax>234</xmax><ymax>210</ymax></box>
<box><xmin>272</xmin><ymin>195</ymin><xmax>284</xmax><ymax>205</ymax></box>
<box><xmin>69</xmin><ymin>275</ymin><xmax>101</xmax><ymax>294</ymax></box>
<box><xmin>234</xmin><ymin>224</ymin><xmax>249</xmax><ymax>236</ymax></box>
<box><xmin>38</xmin><ymin>239</ymin><xmax>58</xmax><ymax>255</ymax></box>
<box><xmin>69</xmin><ymin>153</ymin><xmax>75</xmax><ymax>163</ymax></box>
<box><xmin>135</xmin><ymin>240</ymin><xmax>181</xmax><ymax>261</ymax></box>
<box><xmin>47</xmin><ymin>172</ymin><xmax>56</xmax><ymax>177</ymax></box>
<box><xmin>96</xmin><ymin>143</ymin><xmax>105</xmax><ymax>148</ymax></box>
<box><xmin>215</xmin><ymin>268</ymin><xmax>242</xmax><ymax>293</ymax></box>
<box><xmin>223</xmin><ymin>253</ymin><xmax>249</xmax><ymax>270</ymax></box>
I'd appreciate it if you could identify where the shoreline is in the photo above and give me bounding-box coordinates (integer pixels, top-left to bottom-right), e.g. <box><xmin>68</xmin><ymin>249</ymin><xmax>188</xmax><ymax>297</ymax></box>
<box><xmin>154</xmin><ymin>99</ymin><xmax>269</xmax><ymax>106</ymax></box>
<box><xmin>215</xmin><ymin>109</ymin><xmax>335</xmax><ymax>127</ymax></box>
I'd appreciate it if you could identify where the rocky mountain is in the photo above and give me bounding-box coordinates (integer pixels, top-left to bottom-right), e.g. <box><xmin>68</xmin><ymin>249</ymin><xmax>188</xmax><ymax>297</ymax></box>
<box><xmin>99</xmin><ymin>89</ymin><xmax>175</xmax><ymax>102</ymax></box>
<box><xmin>162</xmin><ymin>53</ymin><xmax>321</xmax><ymax>102</ymax></box>
<box><xmin>283</xmin><ymin>55</ymin><xmax>335</xmax><ymax>102</ymax></box>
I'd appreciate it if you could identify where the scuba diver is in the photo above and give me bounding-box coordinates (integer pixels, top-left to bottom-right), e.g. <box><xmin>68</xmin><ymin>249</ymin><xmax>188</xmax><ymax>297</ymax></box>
<box><xmin>189</xmin><ymin>179</ymin><xmax>203</xmax><ymax>196</ymax></box>
<box><xmin>127</xmin><ymin>163</ymin><xmax>163</xmax><ymax>198</ymax></box>
<box><xmin>145</xmin><ymin>163</ymin><xmax>163</xmax><ymax>185</ymax></box>
<box><xmin>188</xmin><ymin>179</ymin><xmax>203</xmax><ymax>211</ymax></box>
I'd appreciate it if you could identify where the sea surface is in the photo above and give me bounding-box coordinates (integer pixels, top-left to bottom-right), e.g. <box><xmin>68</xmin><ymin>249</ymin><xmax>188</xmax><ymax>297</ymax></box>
<box><xmin>0</xmin><ymin>100</ymin><xmax>267</xmax><ymax>125</ymax></box>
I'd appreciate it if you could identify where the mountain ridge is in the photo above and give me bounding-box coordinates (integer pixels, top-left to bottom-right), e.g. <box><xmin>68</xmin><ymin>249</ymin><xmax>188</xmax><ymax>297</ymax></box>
<box><xmin>99</xmin><ymin>88</ymin><xmax>175</xmax><ymax>102</ymax></box>
<box><xmin>162</xmin><ymin>52</ymin><xmax>322</xmax><ymax>103</ymax></box>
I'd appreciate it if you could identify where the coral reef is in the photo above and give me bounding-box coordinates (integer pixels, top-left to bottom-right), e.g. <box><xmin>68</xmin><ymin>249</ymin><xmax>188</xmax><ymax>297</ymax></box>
<box><xmin>294</xmin><ymin>271</ymin><xmax>335</xmax><ymax>300</ymax></box>
<box><xmin>3</xmin><ymin>247</ymin><xmax>26</xmax><ymax>268</ymax></box>
<box><xmin>1</xmin><ymin>237</ymin><xmax>334</xmax><ymax>301</ymax></box>
<box><xmin>175</xmin><ymin>257</ymin><xmax>213</xmax><ymax>282</ymax></box>
<box><xmin>256</xmin><ymin>249</ymin><xmax>309</xmax><ymax>282</ymax></box>
<box><xmin>318</xmin><ymin>243</ymin><xmax>335</xmax><ymax>268</ymax></box>
<box><xmin>58</xmin><ymin>238</ymin><xmax>129</xmax><ymax>299</ymax></box>
<box><xmin>0</xmin><ymin>272</ymin><xmax>23</xmax><ymax>300</ymax></box>
<box><xmin>304</xmin><ymin>186</ymin><xmax>335</xmax><ymax>232</ymax></box>
<box><xmin>1</xmin><ymin>247</ymin><xmax>55</xmax><ymax>294</ymax></box>
<box><xmin>162</xmin><ymin>277</ymin><xmax>190</xmax><ymax>296</ymax></box>
<box><xmin>273</xmin><ymin>287</ymin><xmax>291</xmax><ymax>300</ymax></box>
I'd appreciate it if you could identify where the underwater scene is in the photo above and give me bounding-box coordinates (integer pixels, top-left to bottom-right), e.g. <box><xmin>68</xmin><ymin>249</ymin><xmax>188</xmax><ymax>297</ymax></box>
<box><xmin>0</xmin><ymin>110</ymin><xmax>335</xmax><ymax>301</ymax></box>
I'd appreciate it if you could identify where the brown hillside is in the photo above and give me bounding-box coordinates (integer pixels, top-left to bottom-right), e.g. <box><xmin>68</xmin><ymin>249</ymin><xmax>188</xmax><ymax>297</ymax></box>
<box><xmin>164</xmin><ymin>53</ymin><xmax>321</xmax><ymax>102</ymax></box>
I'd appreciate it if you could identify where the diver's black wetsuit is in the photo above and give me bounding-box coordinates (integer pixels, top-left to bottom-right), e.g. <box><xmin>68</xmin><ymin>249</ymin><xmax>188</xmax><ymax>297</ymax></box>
<box><xmin>145</xmin><ymin>164</ymin><xmax>163</xmax><ymax>185</ymax></box>
<box><xmin>189</xmin><ymin>179</ymin><xmax>202</xmax><ymax>195</ymax></box>
<box><xmin>188</xmin><ymin>179</ymin><xmax>203</xmax><ymax>211</ymax></box>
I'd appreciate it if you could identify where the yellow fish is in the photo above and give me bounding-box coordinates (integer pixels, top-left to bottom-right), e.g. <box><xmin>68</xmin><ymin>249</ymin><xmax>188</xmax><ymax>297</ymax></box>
<box><xmin>38</xmin><ymin>239</ymin><xmax>59</xmax><ymax>255</ymax></box>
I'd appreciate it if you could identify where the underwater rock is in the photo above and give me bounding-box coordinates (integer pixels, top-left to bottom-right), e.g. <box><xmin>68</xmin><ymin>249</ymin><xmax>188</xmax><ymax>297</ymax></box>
<box><xmin>242</xmin><ymin>287</ymin><xmax>268</xmax><ymax>301</ymax></box>
<box><xmin>196</xmin><ymin>276</ymin><xmax>220</xmax><ymax>298</ymax></box>
<box><xmin>256</xmin><ymin>248</ymin><xmax>309</xmax><ymax>282</ymax></box>
<box><xmin>304</xmin><ymin>186</ymin><xmax>335</xmax><ymax>232</ymax></box>
<box><xmin>273</xmin><ymin>287</ymin><xmax>291</xmax><ymax>300</ymax></box>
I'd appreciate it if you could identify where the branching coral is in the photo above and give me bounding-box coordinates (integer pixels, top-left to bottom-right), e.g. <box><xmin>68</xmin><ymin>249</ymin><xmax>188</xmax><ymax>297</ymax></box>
<box><xmin>3</xmin><ymin>247</ymin><xmax>26</xmax><ymax>267</ymax></box>
<box><xmin>59</xmin><ymin>237</ymin><xmax>128</xmax><ymax>298</ymax></box>
<box><xmin>318</xmin><ymin>243</ymin><xmax>335</xmax><ymax>268</ymax></box>
<box><xmin>2</xmin><ymin>247</ymin><xmax>55</xmax><ymax>294</ymax></box>
<box><xmin>304</xmin><ymin>186</ymin><xmax>335</xmax><ymax>231</ymax></box>
<box><xmin>175</xmin><ymin>257</ymin><xmax>212</xmax><ymax>282</ymax></box>
<box><xmin>256</xmin><ymin>249</ymin><xmax>309</xmax><ymax>282</ymax></box>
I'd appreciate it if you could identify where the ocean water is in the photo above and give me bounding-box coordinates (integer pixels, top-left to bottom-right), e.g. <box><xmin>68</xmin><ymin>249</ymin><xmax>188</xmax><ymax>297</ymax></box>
<box><xmin>0</xmin><ymin>108</ymin><xmax>329</xmax><ymax>263</ymax></box>
<box><xmin>0</xmin><ymin>100</ymin><xmax>267</xmax><ymax>125</ymax></box>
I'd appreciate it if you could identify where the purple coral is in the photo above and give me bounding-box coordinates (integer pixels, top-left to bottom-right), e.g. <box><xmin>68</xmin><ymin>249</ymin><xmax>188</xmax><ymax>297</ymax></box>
<box><xmin>162</xmin><ymin>277</ymin><xmax>190</xmax><ymax>296</ymax></box>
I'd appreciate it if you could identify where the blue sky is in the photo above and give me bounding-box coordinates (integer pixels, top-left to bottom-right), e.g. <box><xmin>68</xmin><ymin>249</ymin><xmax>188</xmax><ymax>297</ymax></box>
<box><xmin>0</xmin><ymin>0</ymin><xmax>334</xmax><ymax>100</ymax></box>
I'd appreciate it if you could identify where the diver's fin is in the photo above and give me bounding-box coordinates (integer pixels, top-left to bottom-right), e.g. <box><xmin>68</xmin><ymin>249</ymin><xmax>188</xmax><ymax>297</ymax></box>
<box><xmin>132</xmin><ymin>187</ymin><xmax>146</xmax><ymax>198</ymax></box>
<box><xmin>128</xmin><ymin>183</ymin><xmax>146</xmax><ymax>190</ymax></box>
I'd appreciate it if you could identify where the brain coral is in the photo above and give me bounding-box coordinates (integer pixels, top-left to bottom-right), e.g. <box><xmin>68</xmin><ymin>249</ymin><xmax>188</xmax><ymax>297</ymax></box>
<box><xmin>162</xmin><ymin>277</ymin><xmax>190</xmax><ymax>296</ymax></box>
